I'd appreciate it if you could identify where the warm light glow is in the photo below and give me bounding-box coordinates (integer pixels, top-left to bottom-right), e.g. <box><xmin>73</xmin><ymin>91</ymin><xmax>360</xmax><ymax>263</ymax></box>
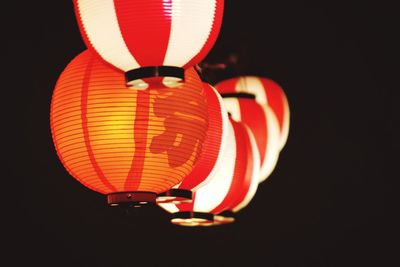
<box><xmin>214</xmin><ymin>215</ymin><xmax>235</xmax><ymax>224</ymax></box>
<box><xmin>159</xmin><ymin>120</ymin><xmax>235</xmax><ymax>213</ymax></box>
<box><xmin>50</xmin><ymin>50</ymin><xmax>208</xmax><ymax>195</ymax></box>
<box><xmin>160</xmin><ymin>118</ymin><xmax>261</xmax><ymax>225</ymax></box>
<box><xmin>126</xmin><ymin>79</ymin><xmax>149</xmax><ymax>90</ymax></box>
<box><xmin>157</xmin><ymin>83</ymin><xmax>229</xmax><ymax>203</ymax></box>
<box><xmin>190</xmin><ymin>122</ymin><xmax>236</xmax><ymax>212</ymax></box>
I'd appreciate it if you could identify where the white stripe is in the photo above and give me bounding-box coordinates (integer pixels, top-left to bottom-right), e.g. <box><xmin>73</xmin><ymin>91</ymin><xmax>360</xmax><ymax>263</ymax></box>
<box><xmin>233</xmin><ymin>126</ymin><xmax>260</xmax><ymax>212</ymax></box>
<box><xmin>158</xmin><ymin>203</ymin><xmax>179</xmax><ymax>213</ymax></box>
<box><xmin>258</xmin><ymin>105</ymin><xmax>281</xmax><ymax>182</ymax></box>
<box><xmin>236</xmin><ymin>76</ymin><xmax>268</xmax><ymax>105</ymax></box>
<box><xmin>163</xmin><ymin>0</ymin><xmax>216</xmax><ymax>66</ymax></box>
<box><xmin>158</xmin><ymin>120</ymin><xmax>236</xmax><ymax>214</ymax></box>
<box><xmin>170</xmin><ymin>86</ymin><xmax>229</xmax><ymax>191</ymax></box>
<box><xmin>190</xmin><ymin>85</ymin><xmax>230</xmax><ymax>191</ymax></box>
<box><xmin>77</xmin><ymin>0</ymin><xmax>140</xmax><ymax>72</ymax></box>
<box><xmin>279</xmin><ymin>94</ymin><xmax>290</xmax><ymax>149</ymax></box>
<box><xmin>193</xmin><ymin>121</ymin><xmax>236</xmax><ymax>212</ymax></box>
<box><xmin>222</xmin><ymin>98</ymin><xmax>241</xmax><ymax>121</ymax></box>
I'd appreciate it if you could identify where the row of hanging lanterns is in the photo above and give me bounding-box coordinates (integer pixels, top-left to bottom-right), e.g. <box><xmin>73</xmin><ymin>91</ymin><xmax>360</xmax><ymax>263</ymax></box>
<box><xmin>50</xmin><ymin>0</ymin><xmax>290</xmax><ymax>226</ymax></box>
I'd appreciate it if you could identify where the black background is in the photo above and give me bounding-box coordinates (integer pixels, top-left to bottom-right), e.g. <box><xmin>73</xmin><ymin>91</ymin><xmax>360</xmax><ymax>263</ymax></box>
<box><xmin>4</xmin><ymin>1</ymin><xmax>397</xmax><ymax>266</ymax></box>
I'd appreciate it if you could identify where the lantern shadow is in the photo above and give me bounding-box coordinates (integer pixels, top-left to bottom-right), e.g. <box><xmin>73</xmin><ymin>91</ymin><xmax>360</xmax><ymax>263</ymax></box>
<box><xmin>108</xmin><ymin>203</ymin><xmax>169</xmax><ymax>226</ymax></box>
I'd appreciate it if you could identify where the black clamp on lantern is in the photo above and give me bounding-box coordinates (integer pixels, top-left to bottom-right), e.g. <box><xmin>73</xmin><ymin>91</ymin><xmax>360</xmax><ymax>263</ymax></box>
<box><xmin>125</xmin><ymin>66</ymin><xmax>184</xmax><ymax>89</ymax></box>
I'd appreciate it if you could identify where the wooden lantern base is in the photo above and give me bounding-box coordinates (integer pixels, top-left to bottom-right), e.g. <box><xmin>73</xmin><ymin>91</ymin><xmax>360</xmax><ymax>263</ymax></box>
<box><xmin>107</xmin><ymin>192</ymin><xmax>157</xmax><ymax>207</ymax></box>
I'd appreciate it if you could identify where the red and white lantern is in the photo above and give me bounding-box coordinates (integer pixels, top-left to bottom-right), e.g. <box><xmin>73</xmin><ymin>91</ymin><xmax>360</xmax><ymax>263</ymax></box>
<box><xmin>222</xmin><ymin>96</ymin><xmax>281</xmax><ymax>183</ymax></box>
<box><xmin>159</xmin><ymin>118</ymin><xmax>260</xmax><ymax>226</ymax></box>
<box><xmin>157</xmin><ymin>83</ymin><xmax>230</xmax><ymax>204</ymax></box>
<box><xmin>215</xmin><ymin>76</ymin><xmax>290</xmax><ymax>149</ymax></box>
<box><xmin>50</xmin><ymin>50</ymin><xmax>209</xmax><ymax>206</ymax></box>
<box><xmin>73</xmin><ymin>0</ymin><xmax>224</xmax><ymax>89</ymax></box>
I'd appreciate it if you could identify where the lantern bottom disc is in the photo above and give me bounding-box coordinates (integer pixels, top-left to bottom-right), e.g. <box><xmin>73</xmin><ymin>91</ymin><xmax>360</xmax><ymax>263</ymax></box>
<box><xmin>156</xmin><ymin>189</ymin><xmax>192</xmax><ymax>204</ymax></box>
<box><xmin>220</xmin><ymin>92</ymin><xmax>256</xmax><ymax>99</ymax></box>
<box><xmin>125</xmin><ymin>66</ymin><xmax>184</xmax><ymax>89</ymax></box>
<box><xmin>171</xmin><ymin>212</ymin><xmax>214</xmax><ymax>227</ymax></box>
<box><xmin>214</xmin><ymin>210</ymin><xmax>235</xmax><ymax>225</ymax></box>
<box><xmin>107</xmin><ymin>192</ymin><xmax>157</xmax><ymax>207</ymax></box>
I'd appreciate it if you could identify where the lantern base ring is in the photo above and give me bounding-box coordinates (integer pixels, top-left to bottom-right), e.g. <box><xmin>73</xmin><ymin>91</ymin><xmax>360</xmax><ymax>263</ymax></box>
<box><xmin>220</xmin><ymin>92</ymin><xmax>256</xmax><ymax>99</ymax></box>
<box><xmin>214</xmin><ymin>210</ymin><xmax>235</xmax><ymax>225</ymax></box>
<box><xmin>171</xmin><ymin>211</ymin><xmax>214</xmax><ymax>227</ymax></box>
<box><xmin>107</xmin><ymin>191</ymin><xmax>157</xmax><ymax>207</ymax></box>
<box><xmin>156</xmin><ymin>189</ymin><xmax>192</xmax><ymax>204</ymax></box>
<box><xmin>125</xmin><ymin>66</ymin><xmax>184</xmax><ymax>89</ymax></box>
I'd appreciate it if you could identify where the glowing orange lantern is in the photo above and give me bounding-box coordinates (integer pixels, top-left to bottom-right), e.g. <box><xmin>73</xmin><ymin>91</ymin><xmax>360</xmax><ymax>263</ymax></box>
<box><xmin>215</xmin><ymin>76</ymin><xmax>290</xmax><ymax>149</ymax></box>
<box><xmin>221</xmin><ymin>96</ymin><xmax>281</xmax><ymax>183</ymax></box>
<box><xmin>157</xmin><ymin>83</ymin><xmax>229</xmax><ymax>204</ymax></box>
<box><xmin>73</xmin><ymin>0</ymin><xmax>224</xmax><ymax>89</ymax></box>
<box><xmin>159</xmin><ymin>118</ymin><xmax>260</xmax><ymax>226</ymax></box>
<box><xmin>50</xmin><ymin>50</ymin><xmax>208</xmax><ymax>206</ymax></box>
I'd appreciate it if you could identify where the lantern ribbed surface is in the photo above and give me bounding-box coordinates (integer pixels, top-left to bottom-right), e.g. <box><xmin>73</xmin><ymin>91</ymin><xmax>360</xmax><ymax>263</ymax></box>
<box><xmin>159</xmin><ymin>120</ymin><xmax>236</xmax><ymax>216</ymax></box>
<box><xmin>50</xmin><ymin>50</ymin><xmax>208</xmax><ymax>197</ymax></box>
<box><xmin>230</xmin><ymin>122</ymin><xmax>260</xmax><ymax>213</ymax></box>
<box><xmin>74</xmin><ymin>0</ymin><xmax>224</xmax><ymax>88</ymax></box>
<box><xmin>215</xmin><ymin>76</ymin><xmax>290</xmax><ymax>149</ymax></box>
<box><xmin>178</xmin><ymin>83</ymin><xmax>229</xmax><ymax>191</ymax></box>
<box><xmin>159</xmin><ymin>118</ymin><xmax>260</xmax><ymax>226</ymax></box>
<box><xmin>158</xmin><ymin>83</ymin><xmax>229</xmax><ymax>203</ymax></box>
<box><xmin>222</xmin><ymin>97</ymin><xmax>281</xmax><ymax>182</ymax></box>
<box><xmin>208</xmin><ymin>119</ymin><xmax>260</xmax><ymax>215</ymax></box>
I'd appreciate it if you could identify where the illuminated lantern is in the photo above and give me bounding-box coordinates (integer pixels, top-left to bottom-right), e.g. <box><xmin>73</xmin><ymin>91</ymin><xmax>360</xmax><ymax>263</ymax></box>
<box><xmin>73</xmin><ymin>0</ymin><xmax>224</xmax><ymax>89</ymax></box>
<box><xmin>215</xmin><ymin>76</ymin><xmax>290</xmax><ymax>149</ymax></box>
<box><xmin>159</xmin><ymin>118</ymin><xmax>260</xmax><ymax>226</ymax></box>
<box><xmin>50</xmin><ymin>50</ymin><xmax>208</xmax><ymax>206</ymax></box>
<box><xmin>157</xmin><ymin>83</ymin><xmax>229</xmax><ymax>204</ymax></box>
<box><xmin>222</xmin><ymin>96</ymin><xmax>281</xmax><ymax>183</ymax></box>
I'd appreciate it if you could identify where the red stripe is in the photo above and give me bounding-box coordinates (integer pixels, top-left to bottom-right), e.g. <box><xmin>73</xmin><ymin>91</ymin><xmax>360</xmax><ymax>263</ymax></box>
<box><xmin>124</xmin><ymin>90</ymin><xmax>150</xmax><ymax>190</ymax></box>
<box><xmin>50</xmin><ymin>65</ymin><xmax>82</xmax><ymax>187</ymax></box>
<box><xmin>214</xmin><ymin>78</ymin><xmax>239</xmax><ymax>94</ymax></box>
<box><xmin>176</xmin><ymin>191</ymin><xmax>195</xmax><ymax>212</ymax></box>
<box><xmin>114</xmin><ymin>0</ymin><xmax>172</xmax><ymax>67</ymax></box>
<box><xmin>229</xmin><ymin>126</ymin><xmax>254</xmax><ymax>209</ymax></box>
<box><xmin>179</xmin><ymin>83</ymin><xmax>222</xmax><ymax>190</ymax></box>
<box><xmin>261</xmin><ymin>78</ymin><xmax>285</xmax><ymax>132</ymax></box>
<box><xmin>239</xmin><ymin>99</ymin><xmax>267</xmax><ymax>168</ymax></box>
<box><xmin>184</xmin><ymin>0</ymin><xmax>224</xmax><ymax>68</ymax></box>
<box><xmin>81</xmin><ymin>53</ymin><xmax>117</xmax><ymax>192</ymax></box>
<box><xmin>211</xmin><ymin>119</ymin><xmax>247</xmax><ymax>214</ymax></box>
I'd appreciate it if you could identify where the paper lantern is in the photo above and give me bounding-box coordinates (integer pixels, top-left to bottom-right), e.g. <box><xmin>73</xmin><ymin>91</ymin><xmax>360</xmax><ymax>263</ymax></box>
<box><xmin>73</xmin><ymin>0</ymin><xmax>224</xmax><ymax>89</ymax></box>
<box><xmin>157</xmin><ymin>83</ymin><xmax>229</xmax><ymax>204</ymax></box>
<box><xmin>222</xmin><ymin>96</ymin><xmax>281</xmax><ymax>183</ymax></box>
<box><xmin>211</xmin><ymin>120</ymin><xmax>261</xmax><ymax>226</ymax></box>
<box><xmin>50</xmin><ymin>50</ymin><xmax>208</xmax><ymax>206</ymax></box>
<box><xmin>215</xmin><ymin>76</ymin><xmax>290</xmax><ymax>149</ymax></box>
<box><xmin>159</xmin><ymin>118</ymin><xmax>260</xmax><ymax>226</ymax></box>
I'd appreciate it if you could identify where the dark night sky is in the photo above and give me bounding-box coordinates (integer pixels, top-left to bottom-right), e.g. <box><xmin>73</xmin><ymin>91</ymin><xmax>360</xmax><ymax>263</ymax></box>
<box><xmin>4</xmin><ymin>1</ymin><xmax>397</xmax><ymax>266</ymax></box>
